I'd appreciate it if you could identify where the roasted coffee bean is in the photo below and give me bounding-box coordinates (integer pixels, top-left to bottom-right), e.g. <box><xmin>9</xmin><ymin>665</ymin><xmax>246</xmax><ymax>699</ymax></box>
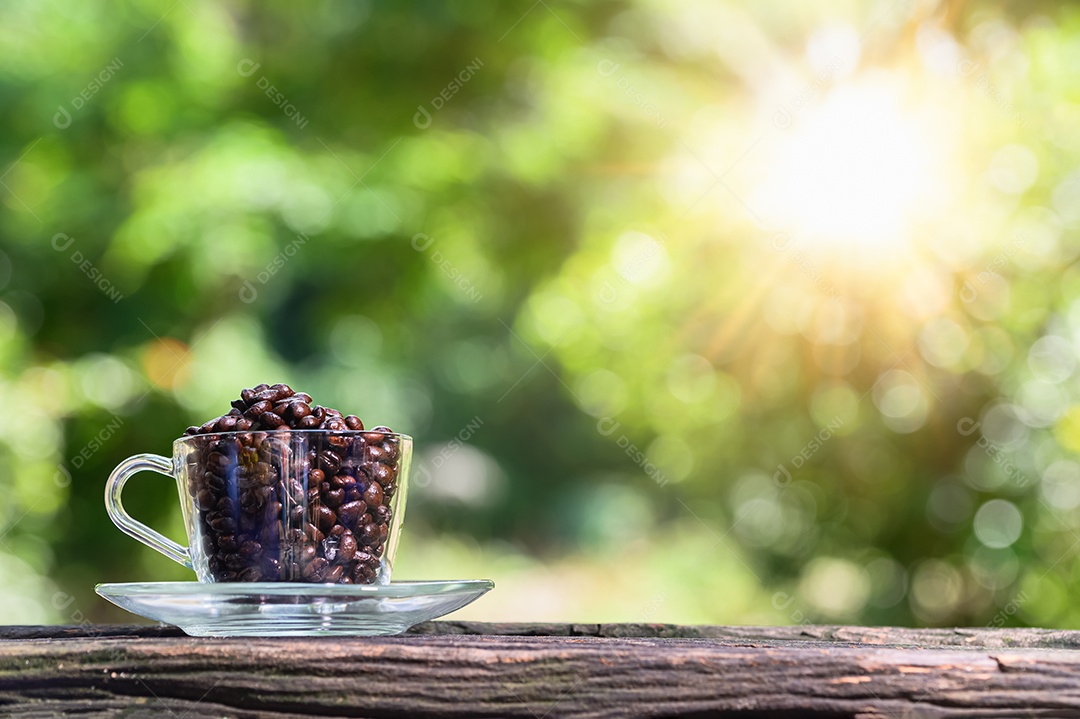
<box><xmin>210</xmin><ymin>515</ymin><xmax>237</xmax><ymax>533</ymax></box>
<box><xmin>253</xmin><ymin>388</ymin><xmax>281</xmax><ymax>404</ymax></box>
<box><xmin>352</xmin><ymin>562</ymin><xmax>377</xmax><ymax>584</ymax></box>
<box><xmin>380</xmin><ymin>441</ymin><xmax>400</xmax><ymax>462</ymax></box>
<box><xmin>323</xmin><ymin>565</ymin><xmax>344</xmax><ymax>583</ymax></box>
<box><xmin>325</xmin><ymin>487</ymin><xmax>346</xmax><ymax>507</ymax></box>
<box><xmin>304</xmin><ymin>521</ymin><xmax>324</xmax><ymax>541</ymax></box>
<box><xmin>239</xmin><ymin>513</ymin><xmax>258</xmax><ymax>534</ymax></box>
<box><xmin>215</xmin><ymin>415</ymin><xmax>238</xmax><ymax>432</ymax></box>
<box><xmin>338</xmin><ymin>531</ymin><xmax>358</xmax><ymax>562</ymax></box>
<box><xmin>260</xmin><ymin>411</ymin><xmax>286</xmax><ymax>429</ymax></box>
<box><xmin>373</xmin><ymin>505</ymin><xmax>391</xmax><ymax>525</ymax></box>
<box><xmin>337</xmin><ymin>501</ymin><xmax>366</xmax><ymax>528</ymax></box>
<box><xmin>240</xmin><ymin>388</ymin><xmax>256</xmax><ymax>405</ymax></box>
<box><xmin>359</xmin><ymin>521</ymin><xmax>381</xmax><ymax>546</ymax></box>
<box><xmin>196</xmin><ymin>489</ymin><xmax>216</xmax><ymax>511</ymax></box>
<box><xmin>363</xmin><ymin>481</ymin><xmax>383</xmax><ymax>507</ymax></box>
<box><xmin>314</xmin><ymin>505</ymin><xmax>337</xmax><ymax>532</ymax></box>
<box><xmin>372</xmin><ymin>462</ymin><xmax>395</xmax><ymax>485</ymax></box>
<box><xmin>244</xmin><ymin>399</ymin><xmax>274</xmax><ymax>419</ymax></box>
<box><xmin>302</xmin><ymin>557</ymin><xmax>329</xmax><ymax>580</ymax></box>
<box><xmin>225</xmin><ymin>553</ymin><xmax>247</xmax><ymax>571</ymax></box>
<box><xmin>345</xmin><ymin>415</ymin><xmax>364</xmax><ymax>430</ymax></box>
<box><xmin>217</xmin><ymin>534</ymin><xmax>239</xmax><ymax>552</ymax></box>
<box><xmin>316</xmin><ymin>449</ymin><xmax>341</xmax><ymax>474</ymax></box>
<box><xmin>239</xmin><ymin>540</ymin><xmax>262</xmax><ymax>559</ymax></box>
<box><xmin>238</xmin><ymin>567</ymin><xmax>262</xmax><ymax>582</ymax></box>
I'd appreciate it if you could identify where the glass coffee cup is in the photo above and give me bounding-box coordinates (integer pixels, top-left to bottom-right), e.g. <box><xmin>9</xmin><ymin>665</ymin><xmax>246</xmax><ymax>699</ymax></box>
<box><xmin>105</xmin><ymin>429</ymin><xmax>411</xmax><ymax>584</ymax></box>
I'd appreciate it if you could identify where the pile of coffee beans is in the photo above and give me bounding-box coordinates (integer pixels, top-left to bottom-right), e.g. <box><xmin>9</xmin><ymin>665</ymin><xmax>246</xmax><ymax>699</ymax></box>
<box><xmin>182</xmin><ymin>383</ymin><xmax>402</xmax><ymax>584</ymax></box>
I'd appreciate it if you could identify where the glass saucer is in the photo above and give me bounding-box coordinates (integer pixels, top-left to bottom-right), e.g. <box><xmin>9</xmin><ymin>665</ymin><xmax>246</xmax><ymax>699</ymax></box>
<box><xmin>95</xmin><ymin>580</ymin><xmax>494</xmax><ymax>637</ymax></box>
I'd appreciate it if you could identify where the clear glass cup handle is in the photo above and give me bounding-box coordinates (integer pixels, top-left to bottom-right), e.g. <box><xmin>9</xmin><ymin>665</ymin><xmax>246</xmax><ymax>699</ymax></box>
<box><xmin>105</xmin><ymin>453</ymin><xmax>192</xmax><ymax>569</ymax></box>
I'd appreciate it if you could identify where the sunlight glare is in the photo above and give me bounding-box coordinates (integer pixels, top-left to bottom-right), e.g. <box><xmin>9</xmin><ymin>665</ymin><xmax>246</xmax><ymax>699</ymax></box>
<box><xmin>759</xmin><ymin>76</ymin><xmax>943</xmax><ymax>253</ymax></box>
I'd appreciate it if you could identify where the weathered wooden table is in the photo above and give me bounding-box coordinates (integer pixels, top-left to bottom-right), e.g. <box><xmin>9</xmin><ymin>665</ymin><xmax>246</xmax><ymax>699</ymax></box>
<box><xmin>3</xmin><ymin>622</ymin><xmax>1080</xmax><ymax>717</ymax></box>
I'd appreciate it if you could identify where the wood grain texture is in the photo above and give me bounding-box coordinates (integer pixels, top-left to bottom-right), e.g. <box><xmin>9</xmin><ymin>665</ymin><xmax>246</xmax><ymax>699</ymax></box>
<box><xmin>3</xmin><ymin>624</ymin><xmax>1080</xmax><ymax>717</ymax></box>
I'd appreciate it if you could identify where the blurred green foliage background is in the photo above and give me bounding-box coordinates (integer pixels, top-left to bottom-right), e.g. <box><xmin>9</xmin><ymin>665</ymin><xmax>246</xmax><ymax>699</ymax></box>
<box><xmin>0</xmin><ymin>0</ymin><xmax>1077</xmax><ymax>628</ymax></box>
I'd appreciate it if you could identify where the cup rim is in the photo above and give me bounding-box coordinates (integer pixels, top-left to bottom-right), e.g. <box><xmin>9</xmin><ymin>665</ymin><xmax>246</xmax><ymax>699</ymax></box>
<box><xmin>173</xmin><ymin>429</ymin><xmax>413</xmax><ymax>448</ymax></box>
